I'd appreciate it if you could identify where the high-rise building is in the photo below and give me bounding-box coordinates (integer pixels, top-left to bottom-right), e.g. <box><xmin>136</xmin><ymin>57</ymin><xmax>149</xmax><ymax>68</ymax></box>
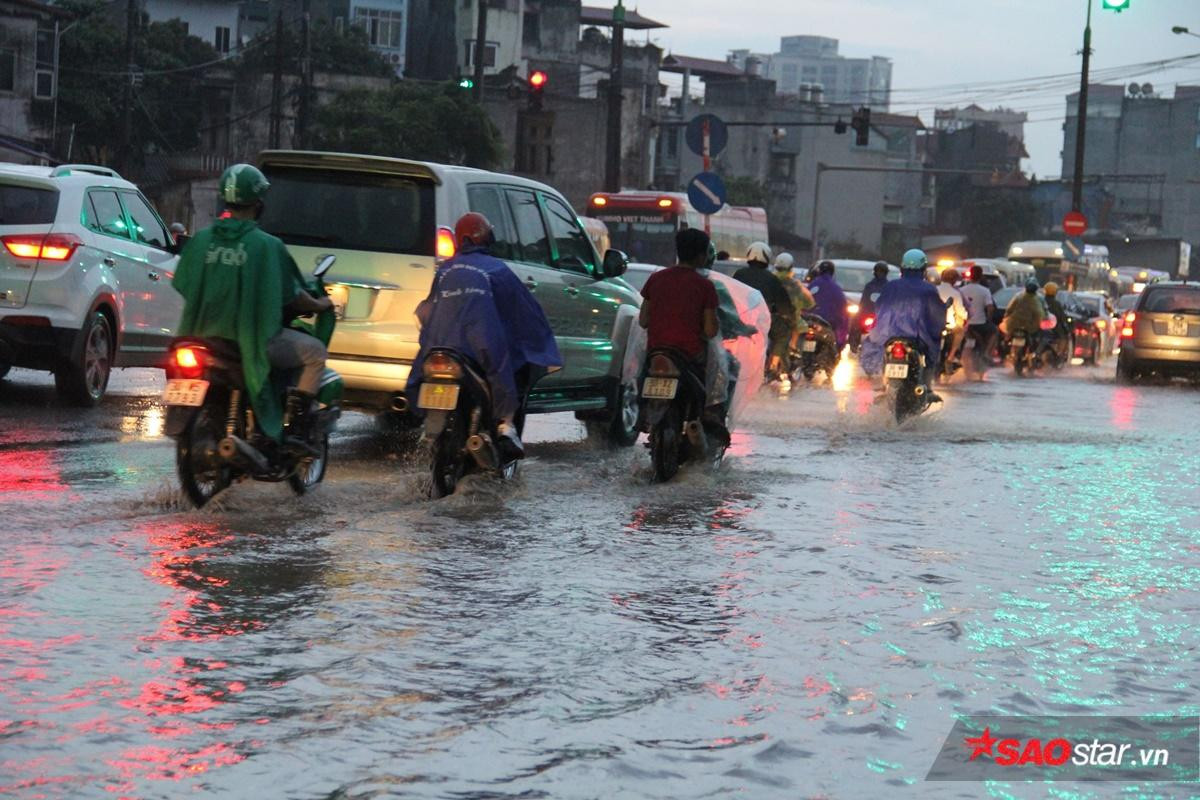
<box><xmin>731</xmin><ymin>35</ymin><xmax>891</xmax><ymax>109</ymax></box>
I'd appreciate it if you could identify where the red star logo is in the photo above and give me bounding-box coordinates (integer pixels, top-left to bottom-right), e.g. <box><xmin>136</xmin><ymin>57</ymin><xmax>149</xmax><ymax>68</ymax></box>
<box><xmin>964</xmin><ymin>727</ymin><xmax>998</xmax><ymax>761</ymax></box>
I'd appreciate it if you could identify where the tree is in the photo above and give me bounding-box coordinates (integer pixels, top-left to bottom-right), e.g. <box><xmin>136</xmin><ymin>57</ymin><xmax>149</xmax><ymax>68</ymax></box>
<box><xmin>722</xmin><ymin>175</ymin><xmax>768</xmax><ymax>208</ymax></box>
<box><xmin>237</xmin><ymin>19</ymin><xmax>394</xmax><ymax>78</ymax></box>
<box><xmin>38</xmin><ymin>1</ymin><xmax>218</xmax><ymax>162</ymax></box>
<box><xmin>311</xmin><ymin>82</ymin><xmax>504</xmax><ymax>169</ymax></box>
<box><xmin>961</xmin><ymin>187</ymin><xmax>1040</xmax><ymax>257</ymax></box>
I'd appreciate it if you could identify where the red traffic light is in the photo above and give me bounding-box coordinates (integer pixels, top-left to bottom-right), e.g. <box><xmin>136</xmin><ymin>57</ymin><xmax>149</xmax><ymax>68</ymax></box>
<box><xmin>529</xmin><ymin>71</ymin><xmax>547</xmax><ymax>89</ymax></box>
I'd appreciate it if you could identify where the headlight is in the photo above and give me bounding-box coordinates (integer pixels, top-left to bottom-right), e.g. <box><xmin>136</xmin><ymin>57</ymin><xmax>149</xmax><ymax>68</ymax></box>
<box><xmin>847</xmin><ymin>303</ymin><xmax>860</xmax><ymax>315</ymax></box>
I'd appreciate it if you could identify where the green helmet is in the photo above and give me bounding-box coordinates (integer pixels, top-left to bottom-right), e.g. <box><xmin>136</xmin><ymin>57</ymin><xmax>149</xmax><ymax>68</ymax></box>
<box><xmin>219</xmin><ymin>163</ymin><xmax>270</xmax><ymax>206</ymax></box>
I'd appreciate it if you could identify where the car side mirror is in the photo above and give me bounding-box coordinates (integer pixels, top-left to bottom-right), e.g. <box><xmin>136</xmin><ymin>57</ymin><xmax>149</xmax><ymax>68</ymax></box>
<box><xmin>313</xmin><ymin>254</ymin><xmax>336</xmax><ymax>279</ymax></box>
<box><xmin>602</xmin><ymin>248</ymin><xmax>629</xmax><ymax>279</ymax></box>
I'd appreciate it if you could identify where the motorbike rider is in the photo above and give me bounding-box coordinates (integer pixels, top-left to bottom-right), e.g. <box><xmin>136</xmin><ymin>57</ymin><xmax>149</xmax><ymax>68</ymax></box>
<box><xmin>733</xmin><ymin>242</ymin><xmax>794</xmax><ymax>372</ymax></box>
<box><xmin>936</xmin><ymin>267</ymin><xmax>968</xmax><ymax>372</ymax></box>
<box><xmin>1042</xmin><ymin>282</ymin><xmax>1072</xmax><ymax>358</ymax></box>
<box><xmin>809</xmin><ymin>260</ymin><xmax>850</xmax><ymax>351</ymax></box>
<box><xmin>408</xmin><ymin>212</ymin><xmax>561</xmax><ymax>460</ymax></box>
<box><xmin>860</xmin><ymin>261</ymin><xmax>891</xmax><ymax>319</ymax></box>
<box><xmin>172</xmin><ymin>163</ymin><xmax>332</xmax><ymax>449</ymax></box>
<box><xmin>640</xmin><ymin>228</ymin><xmax>729</xmax><ymax>444</ymax></box>
<box><xmin>959</xmin><ymin>264</ymin><xmax>997</xmax><ymax>369</ymax></box>
<box><xmin>772</xmin><ymin>252</ymin><xmax>815</xmax><ymax>343</ymax></box>
<box><xmin>860</xmin><ymin>249</ymin><xmax>948</xmax><ymax>392</ymax></box>
<box><xmin>1003</xmin><ymin>279</ymin><xmax>1047</xmax><ymax>349</ymax></box>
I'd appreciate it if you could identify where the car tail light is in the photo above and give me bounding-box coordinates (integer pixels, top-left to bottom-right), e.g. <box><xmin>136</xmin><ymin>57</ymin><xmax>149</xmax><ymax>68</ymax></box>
<box><xmin>1121</xmin><ymin>312</ymin><xmax>1135</xmax><ymax>338</ymax></box>
<box><xmin>889</xmin><ymin>341</ymin><xmax>909</xmax><ymax>360</ymax></box>
<box><xmin>2</xmin><ymin>233</ymin><xmax>82</xmax><ymax>261</ymax></box>
<box><xmin>862</xmin><ymin>315</ymin><xmax>875</xmax><ymax>330</ymax></box>
<box><xmin>436</xmin><ymin>227</ymin><xmax>456</xmax><ymax>259</ymax></box>
<box><xmin>172</xmin><ymin>345</ymin><xmax>205</xmax><ymax>378</ymax></box>
<box><xmin>1095</xmin><ymin>319</ymin><xmax>1106</xmax><ymax>330</ymax></box>
<box><xmin>423</xmin><ymin>351</ymin><xmax>462</xmax><ymax>380</ymax></box>
<box><xmin>648</xmin><ymin>353</ymin><xmax>679</xmax><ymax>377</ymax></box>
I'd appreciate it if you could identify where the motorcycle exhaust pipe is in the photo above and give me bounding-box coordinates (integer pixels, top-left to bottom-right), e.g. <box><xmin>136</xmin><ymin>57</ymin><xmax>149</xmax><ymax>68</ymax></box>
<box><xmin>913</xmin><ymin>385</ymin><xmax>926</xmax><ymax>397</ymax></box>
<box><xmin>685</xmin><ymin>420</ymin><xmax>705</xmax><ymax>450</ymax></box>
<box><xmin>466</xmin><ymin>433</ymin><xmax>498</xmax><ymax>470</ymax></box>
<box><xmin>391</xmin><ymin>394</ymin><xmax>408</xmax><ymax>413</ymax></box>
<box><xmin>218</xmin><ymin>435</ymin><xmax>270</xmax><ymax>473</ymax></box>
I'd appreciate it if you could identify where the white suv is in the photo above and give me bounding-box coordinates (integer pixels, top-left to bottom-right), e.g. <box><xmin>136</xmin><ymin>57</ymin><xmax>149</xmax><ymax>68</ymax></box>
<box><xmin>0</xmin><ymin>163</ymin><xmax>182</xmax><ymax>405</ymax></box>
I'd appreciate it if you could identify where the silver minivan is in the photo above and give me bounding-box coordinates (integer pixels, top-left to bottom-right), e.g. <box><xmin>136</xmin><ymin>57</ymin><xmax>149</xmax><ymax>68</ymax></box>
<box><xmin>255</xmin><ymin>151</ymin><xmax>643</xmax><ymax>445</ymax></box>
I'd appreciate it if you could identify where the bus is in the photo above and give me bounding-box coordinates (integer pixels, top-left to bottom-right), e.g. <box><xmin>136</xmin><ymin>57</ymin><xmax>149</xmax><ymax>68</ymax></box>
<box><xmin>1007</xmin><ymin>240</ymin><xmax>1116</xmax><ymax>295</ymax></box>
<box><xmin>586</xmin><ymin>191</ymin><xmax>769</xmax><ymax>267</ymax></box>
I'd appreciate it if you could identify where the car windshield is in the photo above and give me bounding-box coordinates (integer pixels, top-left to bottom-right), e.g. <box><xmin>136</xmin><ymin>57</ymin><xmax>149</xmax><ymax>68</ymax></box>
<box><xmin>0</xmin><ymin>183</ymin><xmax>58</xmax><ymax>225</ymax></box>
<box><xmin>1141</xmin><ymin>288</ymin><xmax>1200</xmax><ymax>315</ymax></box>
<box><xmin>257</xmin><ymin>167</ymin><xmax>436</xmax><ymax>255</ymax></box>
<box><xmin>1074</xmin><ymin>295</ymin><xmax>1101</xmax><ymax>315</ymax></box>
<box><xmin>623</xmin><ymin>266</ymin><xmax>656</xmax><ymax>293</ymax></box>
<box><xmin>601</xmin><ymin>219</ymin><xmax>677</xmax><ymax>267</ymax></box>
<box><xmin>834</xmin><ymin>268</ymin><xmax>875</xmax><ymax>292</ymax></box>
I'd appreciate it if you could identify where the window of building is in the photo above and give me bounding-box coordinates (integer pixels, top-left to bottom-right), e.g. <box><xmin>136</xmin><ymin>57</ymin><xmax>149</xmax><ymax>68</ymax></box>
<box><xmin>466</xmin><ymin>39</ymin><xmax>498</xmax><ymax>68</ymax></box>
<box><xmin>0</xmin><ymin>49</ymin><xmax>15</xmax><ymax>92</ymax></box>
<box><xmin>214</xmin><ymin>26</ymin><xmax>231</xmax><ymax>53</ymax></box>
<box><xmin>355</xmin><ymin>7</ymin><xmax>404</xmax><ymax>49</ymax></box>
<box><xmin>770</xmin><ymin>153</ymin><xmax>794</xmax><ymax>181</ymax></box>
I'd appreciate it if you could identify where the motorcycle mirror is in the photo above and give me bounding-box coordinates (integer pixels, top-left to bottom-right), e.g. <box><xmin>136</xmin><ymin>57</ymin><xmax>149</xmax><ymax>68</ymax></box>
<box><xmin>313</xmin><ymin>254</ymin><xmax>336</xmax><ymax>278</ymax></box>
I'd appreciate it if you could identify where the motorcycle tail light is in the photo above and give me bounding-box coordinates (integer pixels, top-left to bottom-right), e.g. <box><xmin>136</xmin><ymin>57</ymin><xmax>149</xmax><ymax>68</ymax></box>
<box><xmin>805</xmin><ymin>327</ymin><xmax>816</xmax><ymax>340</ymax></box>
<box><xmin>889</xmin><ymin>341</ymin><xmax>909</xmax><ymax>360</ymax></box>
<box><xmin>172</xmin><ymin>346</ymin><xmax>205</xmax><ymax>378</ymax></box>
<box><xmin>424</xmin><ymin>351</ymin><xmax>462</xmax><ymax>380</ymax></box>
<box><xmin>648</xmin><ymin>353</ymin><xmax>679</xmax><ymax>377</ymax></box>
<box><xmin>863</xmin><ymin>315</ymin><xmax>875</xmax><ymax>330</ymax></box>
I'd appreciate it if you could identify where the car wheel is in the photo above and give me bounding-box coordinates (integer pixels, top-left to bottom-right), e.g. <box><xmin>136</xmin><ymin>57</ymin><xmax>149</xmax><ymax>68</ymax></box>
<box><xmin>586</xmin><ymin>379</ymin><xmax>640</xmax><ymax>447</ymax></box>
<box><xmin>0</xmin><ymin>363</ymin><xmax>9</xmax><ymax>380</ymax></box>
<box><xmin>1115</xmin><ymin>353</ymin><xmax>1138</xmax><ymax>385</ymax></box>
<box><xmin>55</xmin><ymin>311</ymin><xmax>113</xmax><ymax>407</ymax></box>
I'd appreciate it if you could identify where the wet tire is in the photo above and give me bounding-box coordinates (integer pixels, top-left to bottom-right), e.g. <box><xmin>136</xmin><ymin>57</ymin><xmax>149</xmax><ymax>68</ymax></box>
<box><xmin>177</xmin><ymin>404</ymin><xmax>232</xmax><ymax>509</ymax></box>
<box><xmin>1013</xmin><ymin>346</ymin><xmax>1025</xmax><ymax>376</ymax></box>
<box><xmin>0</xmin><ymin>363</ymin><xmax>9</xmax><ymax>380</ymax></box>
<box><xmin>429</xmin><ymin>424</ymin><xmax>467</xmax><ymax>499</ymax></box>
<box><xmin>650</xmin><ymin>406</ymin><xmax>682</xmax><ymax>483</ymax></box>
<box><xmin>56</xmin><ymin>312</ymin><xmax>113</xmax><ymax>407</ymax></box>
<box><xmin>287</xmin><ymin>434</ymin><xmax>329</xmax><ymax>495</ymax></box>
<box><xmin>1115</xmin><ymin>353</ymin><xmax>1138</xmax><ymax>385</ymax></box>
<box><xmin>586</xmin><ymin>380</ymin><xmax>639</xmax><ymax>447</ymax></box>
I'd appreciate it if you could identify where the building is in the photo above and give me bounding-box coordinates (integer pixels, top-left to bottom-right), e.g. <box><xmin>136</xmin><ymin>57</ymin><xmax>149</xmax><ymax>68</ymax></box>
<box><xmin>730</xmin><ymin>35</ymin><xmax>891</xmax><ymax>109</ymax></box>
<box><xmin>455</xmin><ymin>0</ymin><xmax>525</xmax><ymax>80</ymax></box>
<box><xmin>0</xmin><ymin>0</ymin><xmax>70</xmax><ymax>163</ymax></box>
<box><xmin>934</xmin><ymin>104</ymin><xmax>1027</xmax><ymax>144</ymax></box>
<box><xmin>1061</xmin><ymin>83</ymin><xmax>1200</xmax><ymax>245</ymax></box>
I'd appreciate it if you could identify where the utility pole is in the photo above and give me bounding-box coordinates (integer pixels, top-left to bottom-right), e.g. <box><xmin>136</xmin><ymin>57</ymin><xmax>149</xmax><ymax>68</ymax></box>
<box><xmin>269</xmin><ymin>12</ymin><xmax>284</xmax><ymax>148</ymax></box>
<box><xmin>1071</xmin><ymin>0</ymin><xmax>1093</xmax><ymax>212</ymax></box>
<box><xmin>604</xmin><ymin>1</ymin><xmax>625</xmax><ymax>192</ymax></box>
<box><xmin>472</xmin><ymin>0</ymin><xmax>487</xmax><ymax>103</ymax></box>
<box><xmin>296</xmin><ymin>0</ymin><xmax>312</xmax><ymax>148</ymax></box>
<box><xmin>119</xmin><ymin>0</ymin><xmax>136</xmax><ymax>172</ymax></box>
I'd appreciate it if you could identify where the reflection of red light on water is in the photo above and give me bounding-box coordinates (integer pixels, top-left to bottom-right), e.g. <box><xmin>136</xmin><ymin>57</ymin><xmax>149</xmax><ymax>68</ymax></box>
<box><xmin>0</xmin><ymin>450</ymin><xmax>67</xmax><ymax>494</ymax></box>
<box><xmin>1110</xmin><ymin>387</ymin><xmax>1136</xmax><ymax>431</ymax></box>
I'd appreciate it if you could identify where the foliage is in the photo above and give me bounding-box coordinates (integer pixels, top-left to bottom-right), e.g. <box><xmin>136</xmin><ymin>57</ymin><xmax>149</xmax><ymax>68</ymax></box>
<box><xmin>238</xmin><ymin>19</ymin><xmax>393</xmax><ymax>78</ymax></box>
<box><xmin>38</xmin><ymin>1</ymin><xmax>218</xmax><ymax>162</ymax></box>
<box><xmin>311</xmin><ymin>82</ymin><xmax>504</xmax><ymax>169</ymax></box>
<box><xmin>722</xmin><ymin>175</ymin><xmax>768</xmax><ymax>208</ymax></box>
<box><xmin>961</xmin><ymin>187</ymin><xmax>1040</xmax><ymax>256</ymax></box>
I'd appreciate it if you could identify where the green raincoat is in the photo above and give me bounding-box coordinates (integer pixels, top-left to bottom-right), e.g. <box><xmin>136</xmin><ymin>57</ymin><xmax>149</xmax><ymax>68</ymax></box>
<box><xmin>1004</xmin><ymin>291</ymin><xmax>1046</xmax><ymax>335</ymax></box>
<box><xmin>172</xmin><ymin>218</ymin><xmax>303</xmax><ymax>441</ymax></box>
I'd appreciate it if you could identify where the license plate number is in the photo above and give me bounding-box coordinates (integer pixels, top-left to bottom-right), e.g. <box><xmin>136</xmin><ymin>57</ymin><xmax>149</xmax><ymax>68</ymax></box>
<box><xmin>1169</xmin><ymin>319</ymin><xmax>1189</xmax><ymax>336</ymax></box>
<box><xmin>162</xmin><ymin>379</ymin><xmax>209</xmax><ymax>407</ymax></box>
<box><xmin>963</xmin><ymin>338</ymin><xmax>975</xmax><ymax>349</ymax></box>
<box><xmin>802</xmin><ymin>340</ymin><xmax>817</xmax><ymax>352</ymax></box>
<box><xmin>884</xmin><ymin>363</ymin><xmax>909</xmax><ymax>379</ymax></box>
<box><xmin>417</xmin><ymin>382</ymin><xmax>459</xmax><ymax>411</ymax></box>
<box><xmin>1012</xmin><ymin>336</ymin><xmax>1026</xmax><ymax>348</ymax></box>
<box><xmin>642</xmin><ymin>377</ymin><xmax>678</xmax><ymax>400</ymax></box>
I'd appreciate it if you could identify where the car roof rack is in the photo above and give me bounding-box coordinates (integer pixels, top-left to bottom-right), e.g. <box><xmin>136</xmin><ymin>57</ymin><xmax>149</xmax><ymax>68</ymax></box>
<box><xmin>50</xmin><ymin>164</ymin><xmax>122</xmax><ymax>179</ymax></box>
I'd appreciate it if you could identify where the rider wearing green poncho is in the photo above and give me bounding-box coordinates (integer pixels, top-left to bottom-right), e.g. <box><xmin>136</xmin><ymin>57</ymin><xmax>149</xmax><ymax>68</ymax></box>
<box><xmin>172</xmin><ymin>164</ymin><xmax>332</xmax><ymax>443</ymax></box>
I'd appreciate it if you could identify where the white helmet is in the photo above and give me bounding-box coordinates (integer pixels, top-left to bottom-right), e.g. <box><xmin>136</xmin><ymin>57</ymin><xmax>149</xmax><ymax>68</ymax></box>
<box><xmin>773</xmin><ymin>252</ymin><xmax>795</xmax><ymax>272</ymax></box>
<box><xmin>746</xmin><ymin>241</ymin><xmax>773</xmax><ymax>265</ymax></box>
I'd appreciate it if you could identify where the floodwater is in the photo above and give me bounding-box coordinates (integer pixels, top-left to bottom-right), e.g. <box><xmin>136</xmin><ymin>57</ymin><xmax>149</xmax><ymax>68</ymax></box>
<box><xmin>2</xmin><ymin>361</ymin><xmax>1199</xmax><ymax>799</ymax></box>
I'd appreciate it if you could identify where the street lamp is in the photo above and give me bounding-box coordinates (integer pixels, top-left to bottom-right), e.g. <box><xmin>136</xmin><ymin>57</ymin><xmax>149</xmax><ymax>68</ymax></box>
<box><xmin>1172</xmin><ymin>26</ymin><xmax>1200</xmax><ymax>39</ymax></box>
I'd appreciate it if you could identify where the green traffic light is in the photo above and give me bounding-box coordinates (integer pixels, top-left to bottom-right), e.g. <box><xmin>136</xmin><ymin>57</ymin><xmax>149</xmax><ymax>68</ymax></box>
<box><xmin>458</xmin><ymin>78</ymin><xmax>474</xmax><ymax>89</ymax></box>
<box><xmin>1101</xmin><ymin>0</ymin><xmax>1130</xmax><ymax>11</ymax></box>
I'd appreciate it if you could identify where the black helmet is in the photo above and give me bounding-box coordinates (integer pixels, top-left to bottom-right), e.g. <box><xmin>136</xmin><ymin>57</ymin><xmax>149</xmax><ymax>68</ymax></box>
<box><xmin>1025</xmin><ymin>279</ymin><xmax>1039</xmax><ymax>293</ymax></box>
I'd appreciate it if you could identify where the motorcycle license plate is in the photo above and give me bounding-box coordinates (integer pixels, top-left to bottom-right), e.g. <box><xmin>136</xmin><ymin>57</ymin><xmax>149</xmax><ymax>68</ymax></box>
<box><xmin>162</xmin><ymin>379</ymin><xmax>208</xmax><ymax>407</ymax></box>
<box><xmin>417</xmin><ymin>382</ymin><xmax>459</xmax><ymax>411</ymax></box>
<box><xmin>884</xmin><ymin>363</ymin><xmax>909</xmax><ymax>379</ymax></box>
<box><xmin>802</xmin><ymin>340</ymin><xmax>817</xmax><ymax>352</ymax></box>
<box><xmin>964</xmin><ymin>338</ymin><xmax>975</xmax><ymax>349</ymax></box>
<box><xmin>1169</xmin><ymin>319</ymin><xmax>1189</xmax><ymax>336</ymax></box>
<box><xmin>642</xmin><ymin>377</ymin><xmax>678</xmax><ymax>400</ymax></box>
<box><xmin>1012</xmin><ymin>336</ymin><xmax>1026</xmax><ymax>348</ymax></box>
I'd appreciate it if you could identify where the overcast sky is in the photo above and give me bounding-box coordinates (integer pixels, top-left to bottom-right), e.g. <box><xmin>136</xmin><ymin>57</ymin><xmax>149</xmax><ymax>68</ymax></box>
<box><xmin>623</xmin><ymin>0</ymin><xmax>1200</xmax><ymax>176</ymax></box>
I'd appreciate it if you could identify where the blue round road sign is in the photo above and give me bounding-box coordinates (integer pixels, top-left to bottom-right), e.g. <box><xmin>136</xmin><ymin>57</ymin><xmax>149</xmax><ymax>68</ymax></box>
<box><xmin>685</xmin><ymin>114</ymin><xmax>728</xmax><ymax>158</ymax></box>
<box><xmin>687</xmin><ymin>171</ymin><xmax>727</xmax><ymax>215</ymax></box>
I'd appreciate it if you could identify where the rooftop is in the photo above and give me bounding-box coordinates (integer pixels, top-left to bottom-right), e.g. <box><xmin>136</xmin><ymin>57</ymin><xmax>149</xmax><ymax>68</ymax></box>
<box><xmin>580</xmin><ymin>5</ymin><xmax>667</xmax><ymax>30</ymax></box>
<box><xmin>660</xmin><ymin>53</ymin><xmax>744</xmax><ymax>80</ymax></box>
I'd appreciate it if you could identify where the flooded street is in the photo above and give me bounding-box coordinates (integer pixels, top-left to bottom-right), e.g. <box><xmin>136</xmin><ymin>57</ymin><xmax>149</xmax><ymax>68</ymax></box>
<box><xmin>2</xmin><ymin>361</ymin><xmax>1199</xmax><ymax>799</ymax></box>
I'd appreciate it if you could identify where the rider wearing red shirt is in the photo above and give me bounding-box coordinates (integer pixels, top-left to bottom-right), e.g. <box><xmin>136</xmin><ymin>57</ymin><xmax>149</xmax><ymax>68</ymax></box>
<box><xmin>638</xmin><ymin>228</ymin><xmax>719</xmax><ymax>358</ymax></box>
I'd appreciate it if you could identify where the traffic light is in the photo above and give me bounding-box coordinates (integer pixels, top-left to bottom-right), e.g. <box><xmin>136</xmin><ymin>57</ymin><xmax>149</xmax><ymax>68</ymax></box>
<box><xmin>850</xmin><ymin>107</ymin><xmax>871</xmax><ymax>146</ymax></box>
<box><xmin>458</xmin><ymin>77</ymin><xmax>474</xmax><ymax>90</ymax></box>
<box><xmin>528</xmin><ymin>70</ymin><xmax>547</xmax><ymax>110</ymax></box>
<box><xmin>834</xmin><ymin>118</ymin><xmax>847</xmax><ymax>135</ymax></box>
<box><xmin>1101</xmin><ymin>0</ymin><xmax>1130</xmax><ymax>11</ymax></box>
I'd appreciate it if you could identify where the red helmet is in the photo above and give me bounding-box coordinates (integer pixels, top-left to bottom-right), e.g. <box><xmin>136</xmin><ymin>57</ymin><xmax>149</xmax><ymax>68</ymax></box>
<box><xmin>454</xmin><ymin>212</ymin><xmax>494</xmax><ymax>249</ymax></box>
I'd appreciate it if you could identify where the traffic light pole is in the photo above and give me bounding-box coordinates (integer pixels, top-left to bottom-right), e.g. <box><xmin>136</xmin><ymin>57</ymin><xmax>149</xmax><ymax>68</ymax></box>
<box><xmin>472</xmin><ymin>0</ymin><xmax>487</xmax><ymax>102</ymax></box>
<box><xmin>1071</xmin><ymin>0</ymin><xmax>1093</xmax><ymax>213</ymax></box>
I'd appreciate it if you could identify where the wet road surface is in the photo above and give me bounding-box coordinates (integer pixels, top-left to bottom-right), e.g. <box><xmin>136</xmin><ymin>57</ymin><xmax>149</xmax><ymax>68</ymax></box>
<box><xmin>2</xmin><ymin>361</ymin><xmax>1199</xmax><ymax>799</ymax></box>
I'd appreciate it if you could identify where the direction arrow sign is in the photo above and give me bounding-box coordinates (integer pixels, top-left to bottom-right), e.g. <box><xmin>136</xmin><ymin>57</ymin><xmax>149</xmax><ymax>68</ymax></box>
<box><xmin>1063</xmin><ymin>210</ymin><xmax>1088</xmax><ymax>237</ymax></box>
<box><xmin>687</xmin><ymin>171</ymin><xmax>726</xmax><ymax>215</ymax></box>
<box><xmin>685</xmin><ymin>114</ymin><xmax>728</xmax><ymax>159</ymax></box>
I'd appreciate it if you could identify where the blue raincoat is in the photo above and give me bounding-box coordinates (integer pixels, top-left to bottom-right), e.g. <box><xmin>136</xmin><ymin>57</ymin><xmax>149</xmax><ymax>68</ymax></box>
<box><xmin>407</xmin><ymin>248</ymin><xmax>561</xmax><ymax>418</ymax></box>
<box><xmin>809</xmin><ymin>273</ymin><xmax>850</xmax><ymax>348</ymax></box>
<box><xmin>860</xmin><ymin>272</ymin><xmax>947</xmax><ymax>376</ymax></box>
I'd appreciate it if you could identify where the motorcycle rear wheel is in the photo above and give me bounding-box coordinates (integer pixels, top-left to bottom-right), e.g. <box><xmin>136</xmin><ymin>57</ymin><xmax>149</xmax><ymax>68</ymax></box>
<box><xmin>287</xmin><ymin>434</ymin><xmax>329</xmax><ymax>495</ymax></box>
<box><xmin>429</xmin><ymin>425</ymin><xmax>468</xmax><ymax>499</ymax></box>
<box><xmin>650</xmin><ymin>407</ymin><xmax>682</xmax><ymax>483</ymax></box>
<box><xmin>177</xmin><ymin>405</ymin><xmax>232</xmax><ymax>508</ymax></box>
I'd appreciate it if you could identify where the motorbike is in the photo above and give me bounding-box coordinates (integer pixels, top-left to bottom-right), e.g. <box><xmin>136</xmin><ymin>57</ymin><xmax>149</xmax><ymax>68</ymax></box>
<box><xmin>882</xmin><ymin>337</ymin><xmax>934</xmax><ymax>423</ymax></box>
<box><xmin>1008</xmin><ymin>328</ymin><xmax>1038</xmax><ymax>376</ymax></box>
<box><xmin>960</xmin><ymin>327</ymin><xmax>990</xmax><ymax>379</ymax></box>
<box><xmin>416</xmin><ymin>349</ymin><xmax>527</xmax><ymax>498</ymax></box>
<box><xmin>640</xmin><ymin>348</ymin><xmax>727</xmax><ymax>482</ymax></box>
<box><xmin>791</xmin><ymin>313</ymin><xmax>840</xmax><ymax>382</ymax></box>
<box><xmin>936</xmin><ymin>327</ymin><xmax>961</xmax><ymax>381</ymax></box>
<box><xmin>849</xmin><ymin>309</ymin><xmax>876</xmax><ymax>354</ymax></box>
<box><xmin>1034</xmin><ymin>316</ymin><xmax>1069</xmax><ymax>370</ymax></box>
<box><xmin>164</xmin><ymin>255</ymin><xmax>341</xmax><ymax>508</ymax></box>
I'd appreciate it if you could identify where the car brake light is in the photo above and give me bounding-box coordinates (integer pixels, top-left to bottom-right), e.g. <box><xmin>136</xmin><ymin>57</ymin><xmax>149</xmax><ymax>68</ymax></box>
<box><xmin>648</xmin><ymin>353</ymin><xmax>679</xmax><ymax>377</ymax></box>
<box><xmin>1095</xmin><ymin>319</ymin><xmax>1106</xmax><ymax>330</ymax></box>
<box><xmin>1121</xmin><ymin>312</ymin><xmax>1135</xmax><ymax>338</ymax></box>
<box><xmin>436</xmin><ymin>227</ymin><xmax>456</xmax><ymax>259</ymax></box>
<box><xmin>2</xmin><ymin>233</ymin><xmax>82</xmax><ymax>261</ymax></box>
<box><xmin>423</xmin><ymin>351</ymin><xmax>462</xmax><ymax>380</ymax></box>
<box><xmin>889</xmin><ymin>341</ymin><xmax>909</xmax><ymax>360</ymax></box>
